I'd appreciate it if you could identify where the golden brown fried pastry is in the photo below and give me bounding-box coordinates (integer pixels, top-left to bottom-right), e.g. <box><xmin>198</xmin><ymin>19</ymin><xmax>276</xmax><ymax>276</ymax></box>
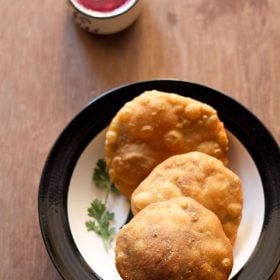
<box><xmin>115</xmin><ymin>197</ymin><xmax>233</xmax><ymax>280</ymax></box>
<box><xmin>131</xmin><ymin>151</ymin><xmax>243</xmax><ymax>244</ymax></box>
<box><xmin>105</xmin><ymin>90</ymin><xmax>229</xmax><ymax>197</ymax></box>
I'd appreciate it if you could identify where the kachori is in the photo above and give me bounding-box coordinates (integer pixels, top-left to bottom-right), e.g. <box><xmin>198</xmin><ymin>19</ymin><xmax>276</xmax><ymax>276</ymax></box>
<box><xmin>115</xmin><ymin>197</ymin><xmax>233</xmax><ymax>280</ymax></box>
<box><xmin>131</xmin><ymin>152</ymin><xmax>243</xmax><ymax>244</ymax></box>
<box><xmin>105</xmin><ymin>90</ymin><xmax>229</xmax><ymax>197</ymax></box>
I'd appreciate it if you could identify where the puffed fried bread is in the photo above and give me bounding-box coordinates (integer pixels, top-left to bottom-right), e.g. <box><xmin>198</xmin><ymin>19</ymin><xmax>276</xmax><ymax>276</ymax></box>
<box><xmin>115</xmin><ymin>197</ymin><xmax>233</xmax><ymax>280</ymax></box>
<box><xmin>131</xmin><ymin>151</ymin><xmax>243</xmax><ymax>244</ymax></box>
<box><xmin>105</xmin><ymin>90</ymin><xmax>229</xmax><ymax>197</ymax></box>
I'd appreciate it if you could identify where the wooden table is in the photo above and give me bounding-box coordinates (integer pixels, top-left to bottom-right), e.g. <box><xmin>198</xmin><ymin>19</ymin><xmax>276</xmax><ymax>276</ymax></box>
<box><xmin>1</xmin><ymin>0</ymin><xmax>279</xmax><ymax>279</ymax></box>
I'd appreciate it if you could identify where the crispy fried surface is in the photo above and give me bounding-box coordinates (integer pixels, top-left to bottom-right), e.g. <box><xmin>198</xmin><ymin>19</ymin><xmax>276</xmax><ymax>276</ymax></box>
<box><xmin>105</xmin><ymin>90</ymin><xmax>229</xmax><ymax>197</ymax></box>
<box><xmin>131</xmin><ymin>152</ymin><xmax>243</xmax><ymax>244</ymax></box>
<box><xmin>115</xmin><ymin>197</ymin><xmax>233</xmax><ymax>280</ymax></box>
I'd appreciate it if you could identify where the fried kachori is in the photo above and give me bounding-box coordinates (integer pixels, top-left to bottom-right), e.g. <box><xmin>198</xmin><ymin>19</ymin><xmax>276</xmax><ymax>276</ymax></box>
<box><xmin>105</xmin><ymin>90</ymin><xmax>229</xmax><ymax>197</ymax></box>
<box><xmin>115</xmin><ymin>197</ymin><xmax>233</xmax><ymax>280</ymax></box>
<box><xmin>131</xmin><ymin>152</ymin><xmax>243</xmax><ymax>244</ymax></box>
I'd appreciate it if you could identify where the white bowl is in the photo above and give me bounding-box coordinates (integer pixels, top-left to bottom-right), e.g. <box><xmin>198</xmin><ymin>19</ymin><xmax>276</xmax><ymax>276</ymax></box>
<box><xmin>67</xmin><ymin>0</ymin><xmax>143</xmax><ymax>34</ymax></box>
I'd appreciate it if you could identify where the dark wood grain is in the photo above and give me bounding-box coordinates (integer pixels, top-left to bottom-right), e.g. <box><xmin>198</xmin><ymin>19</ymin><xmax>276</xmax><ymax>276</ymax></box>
<box><xmin>0</xmin><ymin>0</ymin><xmax>279</xmax><ymax>279</ymax></box>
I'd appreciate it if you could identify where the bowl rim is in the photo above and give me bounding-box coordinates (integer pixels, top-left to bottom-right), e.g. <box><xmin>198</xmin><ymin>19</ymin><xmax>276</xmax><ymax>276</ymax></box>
<box><xmin>68</xmin><ymin>0</ymin><xmax>140</xmax><ymax>20</ymax></box>
<box><xmin>38</xmin><ymin>79</ymin><xmax>280</xmax><ymax>280</ymax></box>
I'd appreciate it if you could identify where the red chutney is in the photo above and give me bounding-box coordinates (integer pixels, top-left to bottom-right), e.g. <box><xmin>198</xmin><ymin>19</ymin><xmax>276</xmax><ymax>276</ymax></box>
<box><xmin>78</xmin><ymin>0</ymin><xmax>128</xmax><ymax>12</ymax></box>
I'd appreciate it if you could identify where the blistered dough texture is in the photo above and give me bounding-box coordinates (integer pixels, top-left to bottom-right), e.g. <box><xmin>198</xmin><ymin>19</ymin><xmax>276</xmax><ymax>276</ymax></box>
<box><xmin>131</xmin><ymin>152</ymin><xmax>243</xmax><ymax>244</ymax></box>
<box><xmin>115</xmin><ymin>197</ymin><xmax>233</xmax><ymax>280</ymax></box>
<box><xmin>105</xmin><ymin>90</ymin><xmax>229</xmax><ymax>197</ymax></box>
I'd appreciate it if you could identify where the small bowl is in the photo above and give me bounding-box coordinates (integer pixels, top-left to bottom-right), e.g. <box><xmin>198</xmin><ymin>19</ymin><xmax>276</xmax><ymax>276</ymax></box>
<box><xmin>67</xmin><ymin>0</ymin><xmax>143</xmax><ymax>34</ymax></box>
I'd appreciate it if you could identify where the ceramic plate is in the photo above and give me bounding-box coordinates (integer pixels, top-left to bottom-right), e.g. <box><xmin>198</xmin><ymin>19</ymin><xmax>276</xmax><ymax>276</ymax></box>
<box><xmin>38</xmin><ymin>80</ymin><xmax>280</xmax><ymax>280</ymax></box>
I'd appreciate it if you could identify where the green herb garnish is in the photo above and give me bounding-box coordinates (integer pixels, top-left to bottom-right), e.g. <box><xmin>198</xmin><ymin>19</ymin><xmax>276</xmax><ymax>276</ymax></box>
<box><xmin>86</xmin><ymin>159</ymin><xmax>119</xmax><ymax>251</ymax></box>
<box><xmin>86</xmin><ymin>199</ymin><xmax>116</xmax><ymax>251</ymax></box>
<box><xmin>93</xmin><ymin>159</ymin><xmax>119</xmax><ymax>198</ymax></box>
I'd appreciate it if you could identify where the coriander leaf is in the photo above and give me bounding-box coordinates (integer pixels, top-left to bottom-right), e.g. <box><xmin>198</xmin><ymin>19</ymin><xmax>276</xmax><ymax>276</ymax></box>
<box><xmin>86</xmin><ymin>199</ymin><xmax>116</xmax><ymax>251</ymax></box>
<box><xmin>93</xmin><ymin>159</ymin><xmax>119</xmax><ymax>194</ymax></box>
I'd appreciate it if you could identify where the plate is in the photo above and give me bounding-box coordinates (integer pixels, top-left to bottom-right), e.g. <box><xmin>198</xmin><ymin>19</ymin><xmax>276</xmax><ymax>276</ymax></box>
<box><xmin>38</xmin><ymin>80</ymin><xmax>280</xmax><ymax>280</ymax></box>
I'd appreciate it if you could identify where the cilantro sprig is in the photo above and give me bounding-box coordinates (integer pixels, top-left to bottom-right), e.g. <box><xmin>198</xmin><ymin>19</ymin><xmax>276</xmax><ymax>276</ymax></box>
<box><xmin>93</xmin><ymin>159</ymin><xmax>119</xmax><ymax>199</ymax></box>
<box><xmin>86</xmin><ymin>199</ymin><xmax>115</xmax><ymax>251</ymax></box>
<box><xmin>86</xmin><ymin>159</ymin><xmax>119</xmax><ymax>251</ymax></box>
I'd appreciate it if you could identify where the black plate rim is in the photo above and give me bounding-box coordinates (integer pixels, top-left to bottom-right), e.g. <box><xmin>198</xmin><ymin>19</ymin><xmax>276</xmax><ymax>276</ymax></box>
<box><xmin>38</xmin><ymin>79</ymin><xmax>280</xmax><ymax>280</ymax></box>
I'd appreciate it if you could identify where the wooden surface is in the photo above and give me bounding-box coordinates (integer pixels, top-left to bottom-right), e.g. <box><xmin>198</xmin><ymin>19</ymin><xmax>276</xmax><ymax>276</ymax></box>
<box><xmin>1</xmin><ymin>0</ymin><xmax>279</xmax><ymax>279</ymax></box>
